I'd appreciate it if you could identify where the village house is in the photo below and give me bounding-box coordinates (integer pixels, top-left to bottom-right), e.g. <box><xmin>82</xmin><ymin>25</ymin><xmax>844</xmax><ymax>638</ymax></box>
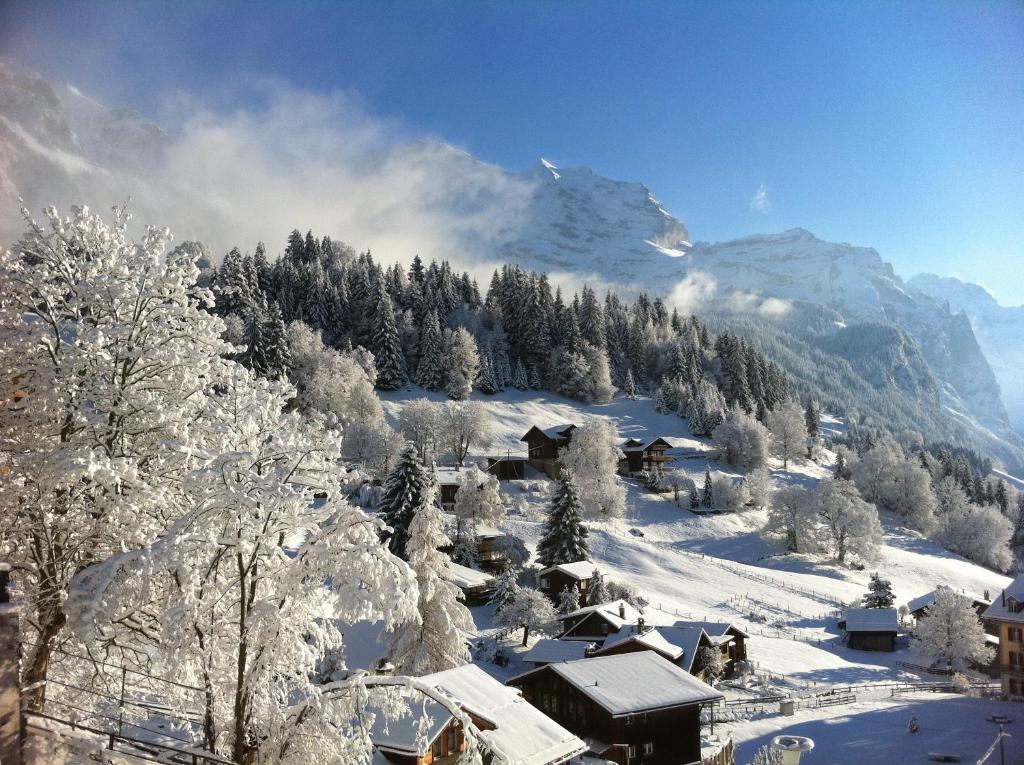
<box><xmin>672</xmin><ymin>620</ymin><xmax>749</xmax><ymax>676</ymax></box>
<box><xmin>486</xmin><ymin>454</ymin><xmax>528</xmax><ymax>480</ymax></box>
<box><xmin>909</xmin><ymin>587</ymin><xmax>993</xmax><ymax>632</ymax></box>
<box><xmin>507</xmin><ymin>651</ymin><xmax>724</xmax><ymax>765</ymax></box>
<box><xmin>538</xmin><ymin>561</ymin><xmax>596</xmax><ymax>603</ymax></box>
<box><xmin>593</xmin><ymin>623</ymin><xmax>719</xmax><ymax>678</ymax></box>
<box><xmin>371</xmin><ymin>663</ymin><xmax>586</xmax><ymax>765</ymax></box>
<box><xmin>557</xmin><ymin>599</ymin><xmax>644</xmax><ymax>643</ymax></box>
<box><xmin>521</xmin><ymin>424</ymin><xmax>577</xmax><ymax>479</ymax></box>
<box><xmin>839</xmin><ymin>608</ymin><xmax>899</xmax><ymax>652</ymax></box>
<box><xmin>616</xmin><ymin>437</ymin><xmax>675</xmax><ymax>477</ymax></box>
<box><xmin>441</xmin><ymin>562</ymin><xmax>495</xmax><ymax>606</ymax></box>
<box><xmin>982</xmin><ymin>575</ymin><xmax>1024</xmax><ymax>697</ymax></box>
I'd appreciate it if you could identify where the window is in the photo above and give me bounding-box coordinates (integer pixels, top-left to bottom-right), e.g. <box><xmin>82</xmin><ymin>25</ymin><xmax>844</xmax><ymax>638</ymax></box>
<box><xmin>1011</xmin><ymin>652</ymin><xmax>1024</xmax><ymax>668</ymax></box>
<box><xmin>602</xmin><ymin>623</ymin><xmax>611</xmax><ymax>635</ymax></box>
<box><xmin>448</xmin><ymin>729</ymin><xmax>457</xmax><ymax>752</ymax></box>
<box><xmin>433</xmin><ymin>739</ymin><xmax>443</xmax><ymax>758</ymax></box>
<box><xmin>540</xmin><ymin>577</ymin><xmax>549</xmax><ymax>588</ymax></box>
<box><xmin>643</xmin><ymin>742</ymin><xmax>655</xmax><ymax>756</ymax></box>
<box><xmin>1011</xmin><ymin>678</ymin><xmax>1020</xmax><ymax>696</ymax></box>
<box><xmin>627</xmin><ymin>744</ymin><xmax>638</xmax><ymax>760</ymax></box>
<box><xmin>1009</xmin><ymin>627</ymin><xmax>1023</xmax><ymax>643</ymax></box>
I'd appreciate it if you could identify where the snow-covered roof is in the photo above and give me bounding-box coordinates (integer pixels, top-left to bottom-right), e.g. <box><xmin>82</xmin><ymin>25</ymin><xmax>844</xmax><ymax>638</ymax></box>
<box><xmin>908</xmin><ymin>586</ymin><xmax>989</xmax><ymax>614</ymax></box>
<box><xmin>443</xmin><ymin>562</ymin><xmax>494</xmax><ymax>589</ymax></box>
<box><xmin>370</xmin><ymin>698</ymin><xmax>449</xmax><ymax>756</ymax></box>
<box><xmin>672</xmin><ymin>619</ymin><xmax>749</xmax><ymax>639</ymax></box>
<box><xmin>983</xmin><ymin>575</ymin><xmax>1024</xmax><ymax>625</ymax></box>
<box><xmin>595</xmin><ymin>625</ymin><xmax>697</xmax><ymax>662</ymax></box>
<box><xmin>522</xmin><ymin>639</ymin><xmax>591</xmax><ymax>665</ymax></box>
<box><xmin>539</xmin><ymin>561</ymin><xmax>597</xmax><ymax>581</ymax></box>
<box><xmin>842</xmin><ymin>608</ymin><xmax>898</xmax><ymax>633</ymax></box>
<box><xmin>542</xmin><ymin>424</ymin><xmax>576</xmax><ymax>439</ymax></box>
<box><xmin>477</xmin><ymin>525</ymin><xmax>504</xmax><ymax>539</ymax></box>
<box><xmin>561</xmin><ymin>600</ymin><xmax>643</xmax><ymax>634</ymax></box>
<box><xmin>510</xmin><ymin>651</ymin><xmax>722</xmax><ymax>716</ymax></box>
<box><xmin>429</xmin><ymin>664</ymin><xmax>587</xmax><ymax>764</ymax></box>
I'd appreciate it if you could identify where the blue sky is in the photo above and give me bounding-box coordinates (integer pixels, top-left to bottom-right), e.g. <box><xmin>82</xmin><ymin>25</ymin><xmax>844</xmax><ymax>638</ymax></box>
<box><xmin>3</xmin><ymin>0</ymin><xmax>1022</xmax><ymax>304</ymax></box>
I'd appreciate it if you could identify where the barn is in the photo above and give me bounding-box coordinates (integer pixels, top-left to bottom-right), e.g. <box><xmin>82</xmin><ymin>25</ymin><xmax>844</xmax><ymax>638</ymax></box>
<box><xmin>840</xmin><ymin>608</ymin><xmax>899</xmax><ymax>651</ymax></box>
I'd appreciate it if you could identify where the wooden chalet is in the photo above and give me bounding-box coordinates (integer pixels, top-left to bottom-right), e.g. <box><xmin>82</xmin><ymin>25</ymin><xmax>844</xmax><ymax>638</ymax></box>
<box><xmin>617</xmin><ymin>437</ymin><xmax>675</xmax><ymax>477</ymax></box>
<box><xmin>594</xmin><ymin>623</ymin><xmax>718</xmax><ymax>678</ymax></box>
<box><xmin>372</xmin><ymin>663</ymin><xmax>585</xmax><ymax>765</ymax></box>
<box><xmin>557</xmin><ymin>599</ymin><xmax>644</xmax><ymax>642</ymax></box>
<box><xmin>507</xmin><ymin>651</ymin><xmax>724</xmax><ymax>765</ymax></box>
<box><xmin>672</xmin><ymin>621</ymin><xmax>748</xmax><ymax>676</ymax></box>
<box><xmin>538</xmin><ymin>561</ymin><xmax>596</xmax><ymax>603</ymax></box>
<box><xmin>839</xmin><ymin>608</ymin><xmax>898</xmax><ymax>652</ymax></box>
<box><xmin>486</xmin><ymin>454</ymin><xmax>528</xmax><ymax>480</ymax></box>
<box><xmin>521</xmin><ymin>424</ymin><xmax>577</xmax><ymax>479</ymax></box>
<box><xmin>909</xmin><ymin>587</ymin><xmax>992</xmax><ymax>632</ymax></box>
<box><xmin>441</xmin><ymin>562</ymin><xmax>495</xmax><ymax>605</ymax></box>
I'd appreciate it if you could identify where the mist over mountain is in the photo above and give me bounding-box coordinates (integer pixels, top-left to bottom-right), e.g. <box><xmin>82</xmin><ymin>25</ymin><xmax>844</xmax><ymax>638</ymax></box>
<box><xmin>1</xmin><ymin>59</ymin><xmax>1020</xmax><ymax>468</ymax></box>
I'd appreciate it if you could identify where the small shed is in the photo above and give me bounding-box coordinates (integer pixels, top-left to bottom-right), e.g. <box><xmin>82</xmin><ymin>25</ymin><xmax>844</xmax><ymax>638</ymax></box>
<box><xmin>840</xmin><ymin>608</ymin><xmax>899</xmax><ymax>652</ymax></box>
<box><xmin>442</xmin><ymin>562</ymin><xmax>495</xmax><ymax>605</ymax></box>
<box><xmin>486</xmin><ymin>454</ymin><xmax>528</xmax><ymax>481</ymax></box>
<box><xmin>538</xmin><ymin>560</ymin><xmax>597</xmax><ymax>601</ymax></box>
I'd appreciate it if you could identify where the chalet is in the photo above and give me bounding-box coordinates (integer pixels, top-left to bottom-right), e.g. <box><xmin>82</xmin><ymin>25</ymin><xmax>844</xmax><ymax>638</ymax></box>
<box><xmin>371</xmin><ymin>663</ymin><xmax>586</xmax><ymax>765</ymax></box>
<box><xmin>486</xmin><ymin>454</ymin><xmax>528</xmax><ymax>480</ymax></box>
<box><xmin>617</xmin><ymin>437</ymin><xmax>675</xmax><ymax>477</ymax></box>
<box><xmin>538</xmin><ymin>561</ymin><xmax>596</xmax><ymax>602</ymax></box>
<box><xmin>673</xmin><ymin>621</ymin><xmax>748</xmax><ymax>675</ymax></box>
<box><xmin>507</xmin><ymin>651</ymin><xmax>724</xmax><ymax>765</ymax></box>
<box><xmin>909</xmin><ymin>586</ymin><xmax>991</xmax><ymax>628</ymax></box>
<box><xmin>475</xmin><ymin>525</ymin><xmax>507</xmax><ymax>571</ymax></box>
<box><xmin>982</xmin><ymin>575</ymin><xmax>1024</xmax><ymax>697</ymax></box>
<box><xmin>522</xmin><ymin>639</ymin><xmax>592</xmax><ymax>668</ymax></box>
<box><xmin>594</xmin><ymin>624</ymin><xmax>717</xmax><ymax>678</ymax></box>
<box><xmin>839</xmin><ymin>608</ymin><xmax>899</xmax><ymax>652</ymax></box>
<box><xmin>521</xmin><ymin>424</ymin><xmax>577</xmax><ymax>479</ymax></box>
<box><xmin>441</xmin><ymin>562</ymin><xmax>495</xmax><ymax>605</ymax></box>
<box><xmin>436</xmin><ymin>468</ymin><xmax>463</xmax><ymax>510</ymax></box>
<box><xmin>557</xmin><ymin>600</ymin><xmax>644</xmax><ymax>643</ymax></box>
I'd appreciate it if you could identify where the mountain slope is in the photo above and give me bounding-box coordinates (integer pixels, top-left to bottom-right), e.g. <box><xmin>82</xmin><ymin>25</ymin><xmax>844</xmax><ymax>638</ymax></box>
<box><xmin>909</xmin><ymin>273</ymin><xmax>1024</xmax><ymax>434</ymax></box>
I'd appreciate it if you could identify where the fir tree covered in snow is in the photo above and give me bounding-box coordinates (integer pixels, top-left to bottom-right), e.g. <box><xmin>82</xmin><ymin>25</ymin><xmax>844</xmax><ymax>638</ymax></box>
<box><xmin>444</xmin><ymin>327</ymin><xmax>479</xmax><ymax>400</ymax></box>
<box><xmin>379</xmin><ymin>444</ymin><xmax>429</xmax><ymax>559</ymax></box>
<box><xmin>386</xmin><ymin>476</ymin><xmax>476</xmax><ymax>675</ymax></box>
<box><xmin>557</xmin><ymin>584</ymin><xmax>582</xmax><ymax>615</ymax></box>
<box><xmin>512</xmin><ymin>358</ymin><xmax>529</xmax><ymax>390</ymax></box>
<box><xmin>536</xmin><ymin>470</ymin><xmax>591</xmax><ymax>567</ymax></box>
<box><xmin>702</xmin><ymin>468</ymin><xmax>714</xmax><ymax>508</ymax></box>
<box><xmin>415</xmin><ymin>309</ymin><xmax>445</xmax><ymax>390</ymax></box>
<box><xmin>862</xmin><ymin>572</ymin><xmax>896</xmax><ymax>608</ymax></box>
<box><xmin>587</xmin><ymin>569</ymin><xmax>608</xmax><ymax>605</ymax></box>
<box><xmin>372</xmin><ymin>290</ymin><xmax>407</xmax><ymax>390</ymax></box>
<box><xmin>488</xmin><ymin>567</ymin><xmax>520</xmax><ymax>611</ymax></box>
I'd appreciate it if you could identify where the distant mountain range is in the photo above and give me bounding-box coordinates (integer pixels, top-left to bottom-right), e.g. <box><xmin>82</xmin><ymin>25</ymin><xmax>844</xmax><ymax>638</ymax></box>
<box><xmin>1</xmin><ymin>59</ymin><xmax>1021</xmax><ymax>467</ymax></box>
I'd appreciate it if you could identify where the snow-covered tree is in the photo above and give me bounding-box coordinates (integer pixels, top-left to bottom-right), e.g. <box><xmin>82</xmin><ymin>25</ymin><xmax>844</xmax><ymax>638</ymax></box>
<box><xmin>512</xmin><ymin>358</ymin><xmax>529</xmax><ymax>390</ymax></box>
<box><xmin>697</xmin><ymin>645</ymin><xmax>725</xmax><ymax>685</ymax></box>
<box><xmin>764</xmin><ymin>485</ymin><xmax>820</xmax><ymax>553</ymax></box>
<box><xmin>713</xmin><ymin>473</ymin><xmax>751</xmax><ymax>512</ymax></box>
<box><xmin>386</xmin><ymin>477</ymin><xmax>475</xmax><ymax>675</ymax></box>
<box><xmin>557</xmin><ymin>584</ymin><xmax>582</xmax><ymax>615</ymax></box>
<box><xmin>0</xmin><ymin>204</ymin><xmax>232</xmax><ymax>710</ymax></box>
<box><xmin>815</xmin><ymin>478</ymin><xmax>884</xmax><ymax>564</ymax></box>
<box><xmin>415</xmin><ymin>309</ymin><xmax>445</xmax><ymax>390</ymax></box>
<box><xmin>622</xmin><ymin>368</ymin><xmax>638</xmax><ymax>399</ymax></box>
<box><xmin>746</xmin><ymin>467</ymin><xmax>772</xmax><ymax>509</ymax></box>
<box><xmin>559</xmin><ymin>418</ymin><xmax>627</xmax><ymax>519</ymax></box>
<box><xmin>379</xmin><ymin>445</ymin><xmax>429</xmax><ymax>559</ymax></box>
<box><xmin>587</xmin><ymin>569</ymin><xmax>608</xmax><ymax>605</ymax></box>
<box><xmin>488</xmin><ymin>567</ymin><xmax>520</xmax><ymax>612</ymax></box>
<box><xmin>372</xmin><ymin>291</ymin><xmax>408</xmax><ymax>390</ymax></box>
<box><xmin>713</xmin><ymin>407</ymin><xmax>771</xmax><ymax>470</ymax></box>
<box><xmin>536</xmin><ymin>470</ymin><xmax>591</xmax><ymax>567</ymax></box>
<box><xmin>766</xmin><ymin>400</ymin><xmax>807</xmax><ymax>469</ymax></box>
<box><xmin>702</xmin><ymin>467</ymin><xmax>714</xmax><ymax>508</ymax></box>
<box><xmin>443</xmin><ymin>327</ymin><xmax>479</xmax><ymax>400</ymax></box>
<box><xmin>342</xmin><ymin>419</ymin><xmax>402</xmax><ymax>477</ymax></box>
<box><xmin>686</xmin><ymin>378</ymin><xmax>726</xmax><ymax>436</ymax></box>
<box><xmin>262</xmin><ymin>301</ymin><xmax>291</xmax><ymax>378</ymax></box>
<box><xmin>938</xmin><ymin>499</ymin><xmax>1013</xmax><ymax>572</ymax></box>
<box><xmin>911</xmin><ymin>588</ymin><xmax>994</xmax><ymax>672</ymax></box>
<box><xmin>862</xmin><ymin>572</ymin><xmax>895</xmax><ymax>608</ymax></box>
<box><xmin>398</xmin><ymin>398</ymin><xmax>441</xmax><ymax>464</ymax></box>
<box><xmin>68</xmin><ymin>367</ymin><xmax>418</xmax><ymax>764</ymax></box>
<box><xmin>438</xmin><ymin>400</ymin><xmax>493</xmax><ymax>466</ymax></box>
<box><xmin>496</xmin><ymin>587</ymin><xmax>558</xmax><ymax>646</ymax></box>
<box><xmin>452</xmin><ymin>465</ymin><xmax>505</xmax><ymax>529</ymax></box>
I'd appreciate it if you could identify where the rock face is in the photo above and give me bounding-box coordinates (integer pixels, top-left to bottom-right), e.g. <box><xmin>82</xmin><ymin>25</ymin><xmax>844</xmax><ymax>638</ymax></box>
<box><xmin>909</xmin><ymin>273</ymin><xmax>1024</xmax><ymax>434</ymax></box>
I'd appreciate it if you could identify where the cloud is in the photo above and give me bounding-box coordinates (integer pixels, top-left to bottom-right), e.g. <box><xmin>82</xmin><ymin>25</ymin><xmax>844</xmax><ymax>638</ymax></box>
<box><xmin>724</xmin><ymin>290</ymin><xmax>792</xmax><ymax>317</ymax></box>
<box><xmin>750</xmin><ymin>182</ymin><xmax>771</xmax><ymax>213</ymax></box>
<box><xmin>666</xmin><ymin>271</ymin><xmax>718</xmax><ymax>314</ymax></box>
<box><xmin>2</xmin><ymin>79</ymin><xmax>538</xmax><ymax>273</ymax></box>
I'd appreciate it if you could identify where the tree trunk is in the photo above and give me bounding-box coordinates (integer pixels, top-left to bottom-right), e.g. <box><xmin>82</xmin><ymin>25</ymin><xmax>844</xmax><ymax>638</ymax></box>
<box><xmin>23</xmin><ymin>608</ymin><xmax>66</xmax><ymax>712</ymax></box>
<box><xmin>521</xmin><ymin>625</ymin><xmax>530</xmax><ymax>647</ymax></box>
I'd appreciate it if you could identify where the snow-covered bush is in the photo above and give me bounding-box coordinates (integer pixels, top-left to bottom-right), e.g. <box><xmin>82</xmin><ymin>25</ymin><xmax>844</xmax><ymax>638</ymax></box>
<box><xmin>766</xmin><ymin>400</ymin><xmax>807</xmax><ymax>469</ymax></box>
<box><xmin>951</xmin><ymin>672</ymin><xmax>972</xmax><ymax>695</ymax></box>
<box><xmin>938</xmin><ymin>500</ymin><xmax>1013</xmax><ymax>572</ymax></box>
<box><xmin>714</xmin><ymin>473</ymin><xmax>751</xmax><ymax>512</ymax></box>
<box><xmin>713</xmin><ymin>407</ymin><xmax>770</xmax><ymax>470</ymax></box>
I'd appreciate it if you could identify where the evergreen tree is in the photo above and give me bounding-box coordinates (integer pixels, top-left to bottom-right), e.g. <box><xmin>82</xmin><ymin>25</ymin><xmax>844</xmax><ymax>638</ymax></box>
<box><xmin>536</xmin><ymin>470</ymin><xmax>591</xmax><ymax>567</ymax></box>
<box><xmin>416</xmin><ymin>310</ymin><xmax>445</xmax><ymax>390</ymax></box>
<box><xmin>476</xmin><ymin>348</ymin><xmax>499</xmax><ymax>395</ymax></box>
<box><xmin>379</xmin><ymin>445</ymin><xmax>428</xmax><ymax>559</ymax></box>
<box><xmin>862</xmin><ymin>572</ymin><xmax>895</xmax><ymax>608</ymax></box>
<box><xmin>528</xmin><ymin>365</ymin><xmax>542</xmax><ymax>390</ymax></box>
<box><xmin>702</xmin><ymin>467</ymin><xmax>714</xmax><ymax>508</ymax></box>
<box><xmin>512</xmin><ymin>359</ymin><xmax>529</xmax><ymax>390</ymax></box>
<box><xmin>689</xmin><ymin>486</ymin><xmax>700</xmax><ymax>510</ymax></box>
<box><xmin>557</xmin><ymin>584</ymin><xmax>582</xmax><ymax>615</ymax></box>
<box><xmin>488</xmin><ymin>567</ymin><xmax>520</xmax><ymax>611</ymax></box>
<box><xmin>623</xmin><ymin>368</ymin><xmax>637</xmax><ymax>400</ymax></box>
<box><xmin>805</xmin><ymin>400</ymin><xmax>821</xmax><ymax>439</ymax></box>
<box><xmin>372</xmin><ymin>291</ymin><xmax>407</xmax><ymax>390</ymax></box>
<box><xmin>242</xmin><ymin>298</ymin><xmax>269</xmax><ymax>375</ymax></box>
<box><xmin>587</xmin><ymin>569</ymin><xmax>608</xmax><ymax>605</ymax></box>
<box><xmin>263</xmin><ymin>300</ymin><xmax>291</xmax><ymax>378</ymax></box>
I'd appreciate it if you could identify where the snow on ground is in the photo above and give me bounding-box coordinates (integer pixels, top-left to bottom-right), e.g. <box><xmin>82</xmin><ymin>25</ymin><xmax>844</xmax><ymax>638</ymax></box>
<box><xmin>730</xmin><ymin>692</ymin><xmax>1021</xmax><ymax>765</ymax></box>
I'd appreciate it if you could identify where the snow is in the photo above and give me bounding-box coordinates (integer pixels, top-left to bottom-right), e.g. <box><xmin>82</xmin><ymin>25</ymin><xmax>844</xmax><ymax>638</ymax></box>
<box><xmin>540</xmin><ymin>561</ymin><xmax>599</xmax><ymax>582</ymax></box>
<box><xmin>842</xmin><ymin>608</ymin><xmax>899</xmax><ymax>633</ymax></box>
<box><xmin>522</xmin><ymin>639</ymin><xmax>591</xmax><ymax>665</ymax></box>
<box><xmin>427</xmin><ymin>664</ymin><xmax>587</xmax><ymax>764</ymax></box>
<box><xmin>443</xmin><ymin>562</ymin><xmax>494</xmax><ymax>589</ymax></box>
<box><xmin>596</xmin><ymin>625</ymin><xmax>695</xmax><ymax>663</ymax></box>
<box><xmin>982</xmin><ymin>573</ymin><xmax>1024</xmax><ymax>625</ymax></box>
<box><xmin>510</xmin><ymin>651</ymin><xmax>722</xmax><ymax>715</ymax></box>
<box><xmin>907</xmin><ymin>588</ymin><xmax>989</xmax><ymax>615</ymax></box>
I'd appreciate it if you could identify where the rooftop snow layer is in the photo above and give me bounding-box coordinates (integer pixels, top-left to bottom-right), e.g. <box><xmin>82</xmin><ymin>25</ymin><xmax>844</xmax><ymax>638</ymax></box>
<box><xmin>842</xmin><ymin>608</ymin><xmax>899</xmax><ymax>632</ymax></box>
<box><xmin>983</xmin><ymin>574</ymin><xmax>1024</xmax><ymax>624</ymax></box>
<box><xmin>443</xmin><ymin>562</ymin><xmax>494</xmax><ymax>589</ymax></box>
<box><xmin>907</xmin><ymin>586</ymin><xmax>988</xmax><ymax>614</ymax></box>
<box><xmin>540</xmin><ymin>561</ymin><xmax>597</xmax><ymax>581</ymax></box>
<box><xmin>522</xmin><ymin>639</ymin><xmax>591</xmax><ymax>665</ymax></box>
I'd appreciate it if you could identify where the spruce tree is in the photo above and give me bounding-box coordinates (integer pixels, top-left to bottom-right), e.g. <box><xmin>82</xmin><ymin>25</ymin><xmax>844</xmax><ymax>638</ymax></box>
<box><xmin>805</xmin><ymin>400</ymin><xmax>821</xmax><ymax>439</ymax></box>
<box><xmin>242</xmin><ymin>298</ymin><xmax>269</xmax><ymax>376</ymax></box>
<box><xmin>379</xmin><ymin>445</ymin><xmax>428</xmax><ymax>559</ymax></box>
<box><xmin>862</xmin><ymin>572</ymin><xmax>895</xmax><ymax>608</ymax></box>
<box><xmin>489</xmin><ymin>567</ymin><xmax>520</xmax><ymax>611</ymax></box>
<box><xmin>477</xmin><ymin>349</ymin><xmax>499</xmax><ymax>395</ymax></box>
<box><xmin>702</xmin><ymin>467</ymin><xmax>714</xmax><ymax>508</ymax></box>
<box><xmin>512</xmin><ymin>359</ymin><xmax>529</xmax><ymax>390</ymax></box>
<box><xmin>623</xmin><ymin>368</ymin><xmax>637</xmax><ymax>400</ymax></box>
<box><xmin>689</xmin><ymin>486</ymin><xmax>700</xmax><ymax>510</ymax></box>
<box><xmin>587</xmin><ymin>570</ymin><xmax>608</xmax><ymax>605</ymax></box>
<box><xmin>558</xmin><ymin>584</ymin><xmax>582</xmax><ymax>615</ymax></box>
<box><xmin>372</xmin><ymin>291</ymin><xmax>408</xmax><ymax>390</ymax></box>
<box><xmin>528</xmin><ymin>365</ymin><xmax>542</xmax><ymax>390</ymax></box>
<box><xmin>416</xmin><ymin>310</ymin><xmax>445</xmax><ymax>390</ymax></box>
<box><xmin>263</xmin><ymin>300</ymin><xmax>291</xmax><ymax>378</ymax></box>
<box><xmin>536</xmin><ymin>470</ymin><xmax>591</xmax><ymax>567</ymax></box>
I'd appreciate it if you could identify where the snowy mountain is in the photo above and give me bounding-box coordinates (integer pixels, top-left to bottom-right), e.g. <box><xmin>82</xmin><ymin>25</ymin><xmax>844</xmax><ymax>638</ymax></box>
<box><xmin>908</xmin><ymin>274</ymin><xmax>1024</xmax><ymax>434</ymax></box>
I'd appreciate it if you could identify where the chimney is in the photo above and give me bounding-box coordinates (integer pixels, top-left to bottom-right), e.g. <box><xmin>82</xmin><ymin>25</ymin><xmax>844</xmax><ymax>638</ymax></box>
<box><xmin>618</xmin><ymin>603</ymin><xmax>626</xmax><ymax>619</ymax></box>
<box><xmin>637</xmin><ymin>617</ymin><xmax>646</xmax><ymax>634</ymax></box>
<box><xmin>984</xmin><ymin>589</ymin><xmax>990</xmax><ymax>603</ymax></box>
